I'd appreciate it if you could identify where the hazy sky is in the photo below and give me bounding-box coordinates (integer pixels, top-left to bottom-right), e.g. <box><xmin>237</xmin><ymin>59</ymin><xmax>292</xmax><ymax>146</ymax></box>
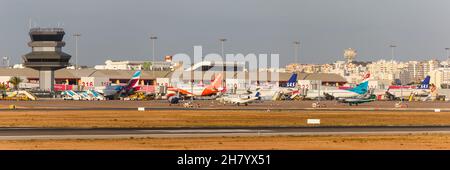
<box><xmin>1</xmin><ymin>0</ymin><xmax>450</xmax><ymax>66</ymax></box>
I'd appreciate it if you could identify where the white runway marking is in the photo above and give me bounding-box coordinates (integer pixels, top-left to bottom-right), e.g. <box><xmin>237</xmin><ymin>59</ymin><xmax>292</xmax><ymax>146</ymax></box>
<box><xmin>137</xmin><ymin>129</ymin><xmax>272</xmax><ymax>133</ymax></box>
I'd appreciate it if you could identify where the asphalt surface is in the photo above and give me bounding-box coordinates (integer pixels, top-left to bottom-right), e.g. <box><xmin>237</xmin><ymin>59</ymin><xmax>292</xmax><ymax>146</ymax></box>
<box><xmin>1</xmin><ymin>126</ymin><xmax>450</xmax><ymax>140</ymax></box>
<box><xmin>0</xmin><ymin>100</ymin><xmax>449</xmax><ymax>111</ymax></box>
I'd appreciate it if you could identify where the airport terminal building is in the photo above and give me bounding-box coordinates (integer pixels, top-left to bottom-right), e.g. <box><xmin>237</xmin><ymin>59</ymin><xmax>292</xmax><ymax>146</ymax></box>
<box><xmin>0</xmin><ymin>67</ymin><xmax>346</xmax><ymax>92</ymax></box>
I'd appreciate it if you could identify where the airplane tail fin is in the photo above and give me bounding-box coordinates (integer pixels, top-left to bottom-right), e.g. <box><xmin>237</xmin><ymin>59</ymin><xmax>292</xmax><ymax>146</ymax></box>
<box><xmin>348</xmin><ymin>81</ymin><xmax>369</xmax><ymax>95</ymax></box>
<box><xmin>418</xmin><ymin>75</ymin><xmax>430</xmax><ymax>89</ymax></box>
<box><xmin>255</xmin><ymin>91</ymin><xmax>261</xmax><ymax>98</ymax></box>
<box><xmin>127</xmin><ymin>71</ymin><xmax>141</xmax><ymax>89</ymax></box>
<box><xmin>210</xmin><ymin>74</ymin><xmax>223</xmax><ymax>89</ymax></box>
<box><xmin>362</xmin><ymin>72</ymin><xmax>371</xmax><ymax>82</ymax></box>
<box><xmin>286</xmin><ymin>73</ymin><xmax>298</xmax><ymax>87</ymax></box>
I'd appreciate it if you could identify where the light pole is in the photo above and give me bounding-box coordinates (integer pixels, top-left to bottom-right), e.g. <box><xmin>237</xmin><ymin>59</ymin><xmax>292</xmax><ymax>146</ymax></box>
<box><xmin>150</xmin><ymin>36</ymin><xmax>158</xmax><ymax>71</ymax></box>
<box><xmin>150</xmin><ymin>36</ymin><xmax>158</xmax><ymax>83</ymax></box>
<box><xmin>293</xmin><ymin>41</ymin><xmax>300</xmax><ymax>64</ymax></box>
<box><xmin>73</xmin><ymin>33</ymin><xmax>81</xmax><ymax>86</ymax></box>
<box><xmin>73</xmin><ymin>33</ymin><xmax>81</xmax><ymax>70</ymax></box>
<box><xmin>390</xmin><ymin>45</ymin><xmax>403</xmax><ymax>101</ymax></box>
<box><xmin>219</xmin><ymin>38</ymin><xmax>228</xmax><ymax>89</ymax></box>
<box><xmin>219</xmin><ymin>38</ymin><xmax>227</xmax><ymax>57</ymax></box>
<box><xmin>317</xmin><ymin>80</ymin><xmax>321</xmax><ymax>103</ymax></box>
<box><xmin>389</xmin><ymin>45</ymin><xmax>396</xmax><ymax>62</ymax></box>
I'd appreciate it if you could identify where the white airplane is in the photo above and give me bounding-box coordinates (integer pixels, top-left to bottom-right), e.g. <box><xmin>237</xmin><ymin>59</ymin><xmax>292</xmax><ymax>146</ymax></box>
<box><xmin>246</xmin><ymin>73</ymin><xmax>299</xmax><ymax>101</ymax></box>
<box><xmin>217</xmin><ymin>91</ymin><xmax>261</xmax><ymax>106</ymax></box>
<box><xmin>95</xmin><ymin>71</ymin><xmax>142</xmax><ymax>99</ymax></box>
<box><xmin>304</xmin><ymin>73</ymin><xmax>370</xmax><ymax>100</ymax></box>
<box><xmin>338</xmin><ymin>92</ymin><xmax>376</xmax><ymax>106</ymax></box>
<box><xmin>385</xmin><ymin>75</ymin><xmax>431</xmax><ymax>100</ymax></box>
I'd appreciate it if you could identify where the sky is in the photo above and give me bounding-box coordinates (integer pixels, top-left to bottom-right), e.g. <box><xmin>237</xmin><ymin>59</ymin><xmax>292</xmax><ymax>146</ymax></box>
<box><xmin>1</xmin><ymin>0</ymin><xmax>450</xmax><ymax>66</ymax></box>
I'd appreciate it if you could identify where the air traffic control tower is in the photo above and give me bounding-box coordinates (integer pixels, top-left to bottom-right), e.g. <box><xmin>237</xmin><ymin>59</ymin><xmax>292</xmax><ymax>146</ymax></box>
<box><xmin>22</xmin><ymin>28</ymin><xmax>71</xmax><ymax>92</ymax></box>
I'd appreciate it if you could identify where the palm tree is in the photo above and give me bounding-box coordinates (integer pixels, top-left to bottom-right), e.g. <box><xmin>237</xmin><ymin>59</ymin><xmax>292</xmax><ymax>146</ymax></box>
<box><xmin>0</xmin><ymin>84</ymin><xmax>6</xmax><ymax>91</ymax></box>
<box><xmin>9</xmin><ymin>76</ymin><xmax>23</xmax><ymax>90</ymax></box>
<box><xmin>142</xmin><ymin>62</ymin><xmax>152</xmax><ymax>71</ymax></box>
<box><xmin>0</xmin><ymin>84</ymin><xmax>6</xmax><ymax>99</ymax></box>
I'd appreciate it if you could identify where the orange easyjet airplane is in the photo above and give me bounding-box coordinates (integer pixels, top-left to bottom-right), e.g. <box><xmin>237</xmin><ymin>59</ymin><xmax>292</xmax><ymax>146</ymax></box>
<box><xmin>167</xmin><ymin>74</ymin><xmax>223</xmax><ymax>97</ymax></box>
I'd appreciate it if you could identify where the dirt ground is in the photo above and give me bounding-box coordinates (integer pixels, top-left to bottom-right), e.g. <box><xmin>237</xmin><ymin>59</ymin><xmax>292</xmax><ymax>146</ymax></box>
<box><xmin>1</xmin><ymin>134</ymin><xmax>450</xmax><ymax>150</ymax></box>
<box><xmin>2</xmin><ymin>109</ymin><xmax>450</xmax><ymax>150</ymax></box>
<box><xmin>0</xmin><ymin>110</ymin><xmax>450</xmax><ymax>128</ymax></box>
<box><xmin>1</xmin><ymin>100</ymin><xmax>449</xmax><ymax>109</ymax></box>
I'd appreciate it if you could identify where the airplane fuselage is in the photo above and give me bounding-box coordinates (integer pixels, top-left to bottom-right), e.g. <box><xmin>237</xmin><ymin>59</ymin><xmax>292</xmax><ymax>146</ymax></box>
<box><xmin>387</xmin><ymin>88</ymin><xmax>430</xmax><ymax>98</ymax></box>
<box><xmin>305</xmin><ymin>89</ymin><xmax>362</xmax><ymax>99</ymax></box>
<box><xmin>169</xmin><ymin>85</ymin><xmax>218</xmax><ymax>97</ymax></box>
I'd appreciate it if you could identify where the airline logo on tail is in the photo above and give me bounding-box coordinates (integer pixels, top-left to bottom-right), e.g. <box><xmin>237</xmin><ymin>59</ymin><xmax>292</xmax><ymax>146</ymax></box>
<box><xmin>255</xmin><ymin>91</ymin><xmax>261</xmax><ymax>98</ymax></box>
<box><xmin>418</xmin><ymin>76</ymin><xmax>430</xmax><ymax>89</ymax></box>
<box><xmin>126</xmin><ymin>71</ymin><xmax>141</xmax><ymax>90</ymax></box>
<box><xmin>347</xmin><ymin>73</ymin><xmax>370</xmax><ymax>95</ymax></box>
<box><xmin>347</xmin><ymin>81</ymin><xmax>369</xmax><ymax>95</ymax></box>
<box><xmin>207</xmin><ymin>74</ymin><xmax>223</xmax><ymax>89</ymax></box>
<box><xmin>362</xmin><ymin>72</ymin><xmax>371</xmax><ymax>81</ymax></box>
<box><xmin>286</xmin><ymin>73</ymin><xmax>298</xmax><ymax>88</ymax></box>
<box><xmin>200</xmin><ymin>74</ymin><xmax>223</xmax><ymax>96</ymax></box>
<box><xmin>170</xmin><ymin>74</ymin><xmax>224</xmax><ymax>96</ymax></box>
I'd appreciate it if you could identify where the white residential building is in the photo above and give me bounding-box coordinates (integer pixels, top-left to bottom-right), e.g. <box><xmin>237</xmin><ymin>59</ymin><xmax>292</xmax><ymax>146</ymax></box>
<box><xmin>429</xmin><ymin>68</ymin><xmax>450</xmax><ymax>89</ymax></box>
<box><xmin>94</xmin><ymin>60</ymin><xmax>173</xmax><ymax>71</ymax></box>
<box><xmin>366</xmin><ymin>60</ymin><xmax>408</xmax><ymax>84</ymax></box>
<box><xmin>407</xmin><ymin>59</ymin><xmax>439</xmax><ymax>83</ymax></box>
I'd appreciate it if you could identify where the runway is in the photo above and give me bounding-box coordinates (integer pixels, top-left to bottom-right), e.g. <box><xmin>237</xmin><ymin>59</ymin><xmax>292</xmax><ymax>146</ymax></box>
<box><xmin>2</xmin><ymin>126</ymin><xmax>450</xmax><ymax>140</ymax></box>
<box><xmin>1</xmin><ymin>100</ymin><xmax>449</xmax><ymax>112</ymax></box>
<box><xmin>1</xmin><ymin>107</ymin><xmax>449</xmax><ymax>112</ymax></box>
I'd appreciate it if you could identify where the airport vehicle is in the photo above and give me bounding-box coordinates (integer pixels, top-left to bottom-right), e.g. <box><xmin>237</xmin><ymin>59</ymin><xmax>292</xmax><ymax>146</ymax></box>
<box><xmin>61</xmin><ymin>90</ymin><xmax>83</xmax><ymax>100</ymax></box>
<box><xmin>86</xmin><ymin>90</ymin><xmax>106</xmax><ymax>100</ymax></box>
<box><xmin>386</xmin><ymin>76</ymin><xmax>431</xmax><ymax>100</ymax></box>
<box><xmin>168</xmin><ymin>96</ymin><xmax>181</xmax><ymax>105</ymax></box>
<box><xmin>97</xmin><ymin>71</ymin><xmax>142</xmax><ymax>99</ymax></box>
<box><xmin>0</xmin><ymin>91</ymin><xmax>37</xmax><ymax>101</ymax></box>
<box><xmin>78</xmin><ymin>91</ymin><xmax>95</xmax><ymax>100</ymax></box>
<box><xmin>124</xmin><ymin>92</ymin><xmax>153</xmax><ymax>101</ymax></box>
<box><xmin>312</xmin><ymin>102</ymin><xmax>326</xmax><ymax>108</ymax></box>
<box><xmin>167</xmin><ymin>74</ymin><xmax>223</xmax><ymax>98</ymax></box>
<box><xmin>62</xmin><ymin>90</ymin><xmax>105</xmax><ymax>100</ymax></box>
<box><xmin>395</xmin><ymin>102</ymin><xmax>408</xmax><ymax>108</ymax></box>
